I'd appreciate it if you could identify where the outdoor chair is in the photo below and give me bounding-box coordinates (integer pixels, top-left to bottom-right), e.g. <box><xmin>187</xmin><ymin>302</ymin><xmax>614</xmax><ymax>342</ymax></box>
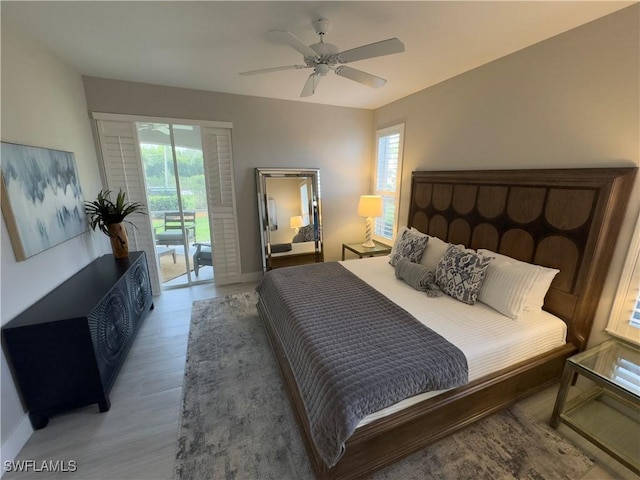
<box><xmin>154</xmin><ymin>211</ymin><xmax>196</xmax><ymax>246</ymax></box>
<box><xmin>193</xmin><ymin>242</ymin><xmax>212</xmax><ymax>276</ymax></box>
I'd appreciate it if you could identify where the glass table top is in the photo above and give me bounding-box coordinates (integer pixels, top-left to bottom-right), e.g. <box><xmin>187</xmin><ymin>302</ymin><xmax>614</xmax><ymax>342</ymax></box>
<box><xmin>343</xmin><ymin>241</ymin><xmax>391</xmax><ymax>254</ymax></box>
<box><xmin>569</xmin><ymin>339</ymin><xmax>640</xmax><ymax>398</ymax></box>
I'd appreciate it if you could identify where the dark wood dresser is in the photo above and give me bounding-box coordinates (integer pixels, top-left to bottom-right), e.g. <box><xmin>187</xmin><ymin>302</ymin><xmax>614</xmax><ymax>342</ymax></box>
<box><xmin>2</xmin><ymin>252</ymin><xmax>153</xmax><ymax>429</ymax></box>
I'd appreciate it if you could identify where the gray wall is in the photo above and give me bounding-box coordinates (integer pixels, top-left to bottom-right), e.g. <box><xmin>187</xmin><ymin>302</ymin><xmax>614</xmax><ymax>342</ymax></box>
<box><xmin>374</xmin><ymin>5</ymin><xmax>640</xmax><ymax>348</ymax></box>
<box><xmin>1</xmin><ymin>24</ymin><xmax>108</xmax><ymax>460</ymax></box>
<box><xmin>82</xmin><ymin>77</ymin><xmax>374</xmax><ymax>273</ymax></box>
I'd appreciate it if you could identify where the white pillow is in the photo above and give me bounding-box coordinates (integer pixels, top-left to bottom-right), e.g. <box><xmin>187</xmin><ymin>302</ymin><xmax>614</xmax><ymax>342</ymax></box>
<box><xmin>478</xmin><ymin>261</ymin><xmax>539</xmax><ymax>318</ymax></box>
<box><xmin>477</xmin><ymin>249</ymin><xmax>559</xmax><ymax>313</ymax></box>
<box><xmin>420</xmin><ymin>235</ymin><xmax>450</xmax><ymax>272</ymax></box>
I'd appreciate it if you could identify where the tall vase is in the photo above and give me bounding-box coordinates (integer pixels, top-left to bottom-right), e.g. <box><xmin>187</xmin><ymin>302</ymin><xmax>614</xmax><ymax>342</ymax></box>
<box><xmin>107</xmin><ymin>222</ymin><xmax>129</xmax><ymax>259</ymax></box>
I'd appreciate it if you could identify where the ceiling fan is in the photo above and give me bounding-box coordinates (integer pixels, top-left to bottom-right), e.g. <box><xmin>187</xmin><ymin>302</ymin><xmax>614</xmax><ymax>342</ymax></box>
<box><xmin>240</xmin><ymin>18</ymin><xmax>405</xmax><ymax>97</ymax></box>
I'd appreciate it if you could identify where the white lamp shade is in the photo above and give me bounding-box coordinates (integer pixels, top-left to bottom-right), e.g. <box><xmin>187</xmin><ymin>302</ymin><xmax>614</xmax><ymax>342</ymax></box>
<box><xmin>290</xmin><ymin>215</ymin><xmax>304</xmax><ymax>228</ymax></box>
<box><xmin>358</xmin><ymin>195</ymin><xmax>383</xmax><ymax>218</ymax></box>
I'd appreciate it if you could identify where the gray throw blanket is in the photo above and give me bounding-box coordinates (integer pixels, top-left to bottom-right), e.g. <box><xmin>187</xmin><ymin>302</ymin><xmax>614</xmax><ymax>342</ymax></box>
<box><xmin>256</xmin><ymin>262</ymin><xmax>468</xmax><ymax>467</ymax></box>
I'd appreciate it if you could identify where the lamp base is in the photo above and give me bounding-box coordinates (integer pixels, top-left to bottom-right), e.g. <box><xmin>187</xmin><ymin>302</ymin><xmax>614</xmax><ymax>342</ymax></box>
<box><xmin>362</xmin><ymin>216</ymin><xmax>375</xmax><ymax>248</ymax></box>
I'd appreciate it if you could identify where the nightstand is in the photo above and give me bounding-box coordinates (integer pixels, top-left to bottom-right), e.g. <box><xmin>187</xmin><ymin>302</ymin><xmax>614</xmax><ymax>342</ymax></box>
<box><xmin>342</xmin><ymin>241</ymin><xmax>391</xmax><ymax>260</ymax></box>
<box><xmin>550</xmin><ymin>339</ymin><xmax>639</xmax><ymax>474</ymax></box>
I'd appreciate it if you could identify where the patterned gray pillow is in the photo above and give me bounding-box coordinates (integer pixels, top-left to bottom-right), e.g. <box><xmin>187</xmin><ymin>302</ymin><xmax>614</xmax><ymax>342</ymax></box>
<box><xmin>293</xmin><ymin>224</ymin><xmax>315</xmax><ymax>242</ymax></box>
<box><xmin>436</xmin><ymin>244</ymin><xmax>492</xmax><ymax>305</ymax></box>
<box><xmin>389</xmin><ymin>229</ymin><xmax>429</xmax><ymax>267</ymax></box>
<box><xmin>395</xmin><ymin>258</ymin><xmax>443</xmax><ymax>297</ymax></box>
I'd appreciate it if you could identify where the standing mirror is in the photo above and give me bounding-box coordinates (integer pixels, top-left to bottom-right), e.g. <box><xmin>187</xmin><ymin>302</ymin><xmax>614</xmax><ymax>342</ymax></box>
<box><xmin>256</xmin><ymin>168</ymin><xmax>323</xmax><ymax>272</ymax></box>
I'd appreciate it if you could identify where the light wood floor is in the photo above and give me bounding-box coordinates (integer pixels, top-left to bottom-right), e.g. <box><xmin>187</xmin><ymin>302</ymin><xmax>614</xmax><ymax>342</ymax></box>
<box><xmin>4</xmin><ymin>282</ymin><xmax>638</xmax><ymax>480</ymax></box>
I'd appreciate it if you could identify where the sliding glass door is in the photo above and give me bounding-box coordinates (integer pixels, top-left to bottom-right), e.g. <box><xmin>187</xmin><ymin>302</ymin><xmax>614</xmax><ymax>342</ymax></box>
<box><xmin>94</xmin><ymin>112</ymin><xmax>241</xmax><ymax>293</ymax></box>
<box><xmin>136</xmin><ymin>122</ymin><xmax>213</xmax><ymax>288</ymax></box>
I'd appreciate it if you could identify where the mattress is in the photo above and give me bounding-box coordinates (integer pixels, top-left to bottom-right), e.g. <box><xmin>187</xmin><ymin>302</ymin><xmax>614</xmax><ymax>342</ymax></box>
<box><xmin>340</xmin><ymin>256</ymin><xmax>567</xmax><ymax>427</ymax></box>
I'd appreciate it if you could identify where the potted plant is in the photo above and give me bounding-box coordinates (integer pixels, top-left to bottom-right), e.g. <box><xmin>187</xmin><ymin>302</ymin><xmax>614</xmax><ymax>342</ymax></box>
<box><xmin>85</xmin><ymin>189</ymin><xmax>146</xmax><ymax>258</ymax></box>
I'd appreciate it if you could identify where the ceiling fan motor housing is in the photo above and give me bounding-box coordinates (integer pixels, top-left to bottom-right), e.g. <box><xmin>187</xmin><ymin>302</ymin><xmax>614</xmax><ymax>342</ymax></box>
<box><xmin>307</xmin><ymin>42</ymin><xmax>339</xmax><ymax>66</ymax></box>
<box><xmin>312</xmin><ymin>18</ymin><xmax>331</xmax><ymax>36</ymax></box>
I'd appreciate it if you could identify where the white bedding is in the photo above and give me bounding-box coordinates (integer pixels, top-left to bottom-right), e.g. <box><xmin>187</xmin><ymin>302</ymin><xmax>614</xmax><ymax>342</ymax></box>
<box><xmin>340</xmin><ymin>256</ymin><xmax>567</xmax><ymax>427</ymax></box>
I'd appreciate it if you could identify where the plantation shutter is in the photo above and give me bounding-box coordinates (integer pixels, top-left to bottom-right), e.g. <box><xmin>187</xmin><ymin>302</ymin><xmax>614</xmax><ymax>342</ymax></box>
<box><xmin>94</xmin><ymin>119</ymin><xmax>161</xmax><ymax>294</ymax></box>
<box><xmin>201</xmin><ymin>127</ymin><xmax>242</xmax><ymax>285</ymax></box>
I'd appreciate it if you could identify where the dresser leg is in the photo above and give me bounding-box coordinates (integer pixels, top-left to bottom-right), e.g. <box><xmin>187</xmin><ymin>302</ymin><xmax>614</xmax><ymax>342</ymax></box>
<box><xmin>29</xmin><ymin>412</ymin><xmax>49</xmax><ymax>430</ymax></box>
<box><xmin>98</xmin><ymin>397</ymin><xmax>111</xmax><ymax>413</ymax></box>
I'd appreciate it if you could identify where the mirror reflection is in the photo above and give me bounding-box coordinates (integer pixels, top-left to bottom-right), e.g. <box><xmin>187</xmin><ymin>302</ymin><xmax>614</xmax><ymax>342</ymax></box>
<box><xmin>256</xmin><ymin>168</ymin><xmax>323</xmax><ymax>271</ymax></box>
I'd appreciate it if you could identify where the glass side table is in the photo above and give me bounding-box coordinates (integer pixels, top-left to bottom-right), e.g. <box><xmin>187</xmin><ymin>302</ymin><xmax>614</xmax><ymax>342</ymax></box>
<box><xmin>342</xmin><ymin>241</ymin><xmax>392</xmax><ymax>260</ymax></box>
<box><xmin>550</xmin><ymin>339</ymin><xmax>640</xmax><ymax>474</ymax></box>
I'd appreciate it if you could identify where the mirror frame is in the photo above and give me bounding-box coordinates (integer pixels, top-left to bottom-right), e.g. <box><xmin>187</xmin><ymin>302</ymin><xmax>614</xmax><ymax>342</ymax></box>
<box><xmin>255</xmin><ymin>168</ymin><xmax>323</xmax><ymax>272</ymax></box>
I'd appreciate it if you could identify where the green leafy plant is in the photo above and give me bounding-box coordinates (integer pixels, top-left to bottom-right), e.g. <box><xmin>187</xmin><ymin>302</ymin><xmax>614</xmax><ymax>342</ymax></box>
<box><xmin>85</xmin><ymin>189</ymin><xmax>146</xmax><ymax>237</ymax></box>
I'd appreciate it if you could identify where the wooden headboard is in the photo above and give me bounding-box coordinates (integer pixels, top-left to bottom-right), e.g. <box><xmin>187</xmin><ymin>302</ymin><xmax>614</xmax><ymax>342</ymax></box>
<box><xmin>408</xmin><ymin>168</ymin><xmax>637</xmax><ymax>351</ymax></box>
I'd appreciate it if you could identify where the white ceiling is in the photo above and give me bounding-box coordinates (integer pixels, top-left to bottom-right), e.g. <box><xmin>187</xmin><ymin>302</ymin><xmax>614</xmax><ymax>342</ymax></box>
<box><xmin>2</xmin><ymin>1</ymin><xmax>634</xmax><ymax>110</ymax></box>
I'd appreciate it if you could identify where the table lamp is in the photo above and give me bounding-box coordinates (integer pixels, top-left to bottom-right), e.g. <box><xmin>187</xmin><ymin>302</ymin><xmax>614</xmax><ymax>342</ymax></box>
<box><xmin>290</xmin><ymin>215</ymin><xmax>304</xmax><ymax>234</ymax></box>
<box><xmin>358</xmin><ymin>195</ymin><xmax>383</xmax><ymax>248</ymax></box>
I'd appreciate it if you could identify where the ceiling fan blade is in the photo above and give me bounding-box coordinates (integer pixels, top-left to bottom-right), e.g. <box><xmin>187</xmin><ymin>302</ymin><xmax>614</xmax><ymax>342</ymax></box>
<box><xmin>269</xmin><ymin>30</ymin><xmax>319</xmax><ymax>59</ymax></box>
<box><xmin>301</xmin><ymin>73</ymin><xmax>321</xmax><ymax>97</ymax></box>
<box><xmin>335</xmin><ymin>66</ymin><xmax>387</xmax><ymax>89</ymax></box>
<box><xmin>239</xmin><ymin>64</ymin><xmax>309</xmax><ymax>76</ymax></box>
<box><xmin>338</xmin><ymin>38</ymin><xmax>404</xmax><ymax>64</ymax></box>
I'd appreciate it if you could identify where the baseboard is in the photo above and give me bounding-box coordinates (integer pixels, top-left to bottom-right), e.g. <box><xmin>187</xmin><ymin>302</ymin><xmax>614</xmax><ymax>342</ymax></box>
<box><xmin>241</xmin><ymin>271</ymin><xmax>263</xmax><ymax>283</ymax></box>
<box><xmin>0</xmin><ymin>414</ymin><xmax>32</xmax><ymax>478</ymax></box>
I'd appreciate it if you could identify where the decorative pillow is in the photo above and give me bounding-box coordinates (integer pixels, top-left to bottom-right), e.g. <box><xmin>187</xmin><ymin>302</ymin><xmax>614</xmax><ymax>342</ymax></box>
<box><xmin>389</xmin><ymin>229</ymin><xmax>429</xmax><ymax>267</ymax></box>
<box><xmin>293</xmin><ymin>224</ymin><xmax>316</xmax><ymax>242</ymax></box>
<box><xmin>395</xmin><ymin>257</ymin><xmax>442</xmax><ymax>296</ymax></box>
<box><xmin>436</xmin><ymin>245</ymin><xmax>492</xmax><ymax>305</ymax></box>
<box><xmin>390</xmin><ymin>226</ymin><xmax>408</xmax><ymax>257</ymax></box>
<box><xmin>477</xmin><ymin>249</ymin><xmax>559</xmax><ymax>313</ymax></box>
<box><xmin>390</xmin><ymin>227</ymin><xmax>427</xmax><ymax>258</ymax></box>
<box><xmin>477</xmin><ymin>261</ymin><xmax>539</xmax><ymax>318</ymax></box>
<box><xmin>419</xmin><ymin>235</ymin><xmax>450</xmax><ymax>272</ymax></box>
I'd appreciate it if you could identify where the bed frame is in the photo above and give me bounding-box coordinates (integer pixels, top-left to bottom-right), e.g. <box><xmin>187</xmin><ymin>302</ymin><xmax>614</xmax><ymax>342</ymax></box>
<box><xmin>258</xmin><ymin>168</ymin><xmax>637</xmax><ymax>480</ymax></box>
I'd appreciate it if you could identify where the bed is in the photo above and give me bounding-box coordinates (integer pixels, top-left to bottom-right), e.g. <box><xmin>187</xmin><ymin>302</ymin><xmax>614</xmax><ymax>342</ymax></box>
<box><xmin>256</xmin><ymin>168</ymin><xmax>636</xmax><ymax>480</ymax></box>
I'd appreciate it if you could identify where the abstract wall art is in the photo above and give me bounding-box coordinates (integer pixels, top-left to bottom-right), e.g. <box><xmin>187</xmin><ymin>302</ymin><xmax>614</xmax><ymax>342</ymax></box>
<box><xmin>1</xmin><ymin>142</ymin><xmax>89</xmax><ymax>261</ymax></box>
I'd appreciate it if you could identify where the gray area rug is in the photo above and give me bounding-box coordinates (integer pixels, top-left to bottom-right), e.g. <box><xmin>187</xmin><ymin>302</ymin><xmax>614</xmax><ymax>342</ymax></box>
<box><xmin>174</xmin><ymin>292</ymin><xmax>594</xmax><ymax>480</ymax></box>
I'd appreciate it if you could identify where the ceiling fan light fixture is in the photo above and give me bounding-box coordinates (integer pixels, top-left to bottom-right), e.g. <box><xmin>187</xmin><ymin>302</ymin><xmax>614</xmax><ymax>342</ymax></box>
<box><xmin>316</xmin><ymin>64</ymin><xmax>330</xmax><ymax>76</ymax></box>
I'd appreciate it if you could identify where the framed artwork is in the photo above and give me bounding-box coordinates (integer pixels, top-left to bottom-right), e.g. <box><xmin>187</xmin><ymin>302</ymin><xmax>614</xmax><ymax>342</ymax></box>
<box><xmin>1</xmin><ymin>142</ymin><xmax>89</xmax><ymax>261</ymax></box>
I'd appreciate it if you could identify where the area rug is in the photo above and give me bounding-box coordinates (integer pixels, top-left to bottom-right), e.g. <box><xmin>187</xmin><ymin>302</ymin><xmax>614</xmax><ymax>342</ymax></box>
<box><xmin>159</xmin><ymin>253</ymin><xmax>194</xmax><ymax>283</ymax></box>
<box><xmin>174</xmin><ymin>292</ymin><xmax>594</xmax><ymax>480</ymax></box>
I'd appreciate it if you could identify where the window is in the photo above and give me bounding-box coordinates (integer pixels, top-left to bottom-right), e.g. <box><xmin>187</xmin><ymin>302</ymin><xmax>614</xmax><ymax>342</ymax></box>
<box><xmin>373</xmin><ymin>124</ymin><xmax>404</xmax><ymax>243</ymax></box>
<box><xmin>607</xmin><ymin>214</ymin><xmax>640</xmax><ymax>345</ymax></box>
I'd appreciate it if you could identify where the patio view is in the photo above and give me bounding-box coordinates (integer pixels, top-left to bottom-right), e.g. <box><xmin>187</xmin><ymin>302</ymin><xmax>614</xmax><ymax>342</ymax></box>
<box><xmin>137</xmin><ymin>123</ymin><xmax>213</xmax><ymax>288</ymax></box>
